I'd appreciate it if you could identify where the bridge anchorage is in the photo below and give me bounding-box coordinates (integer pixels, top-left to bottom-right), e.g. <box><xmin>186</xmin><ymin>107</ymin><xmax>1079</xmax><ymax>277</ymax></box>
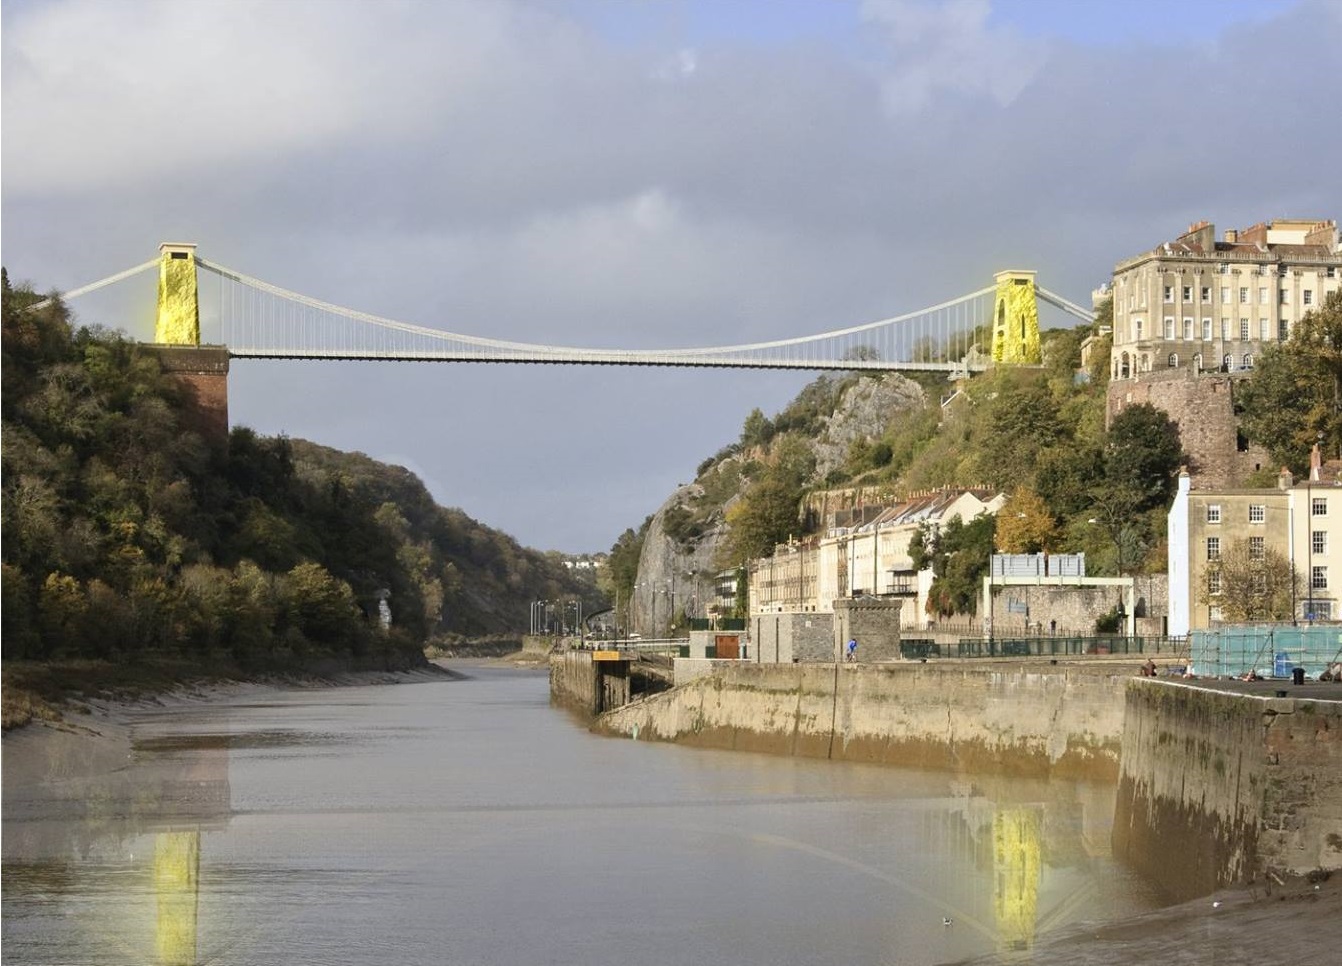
<box><xmin>34</xmin><ymin>243</ymin><xmax>1094</xmax><ymax>373</ymax></box>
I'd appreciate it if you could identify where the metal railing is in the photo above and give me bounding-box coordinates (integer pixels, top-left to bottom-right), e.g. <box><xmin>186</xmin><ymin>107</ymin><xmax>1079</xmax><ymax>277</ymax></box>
<box><xmin>951</xmin><ymin>636</ymin><xmax>1188</xmax><ymax>659</ymax></box>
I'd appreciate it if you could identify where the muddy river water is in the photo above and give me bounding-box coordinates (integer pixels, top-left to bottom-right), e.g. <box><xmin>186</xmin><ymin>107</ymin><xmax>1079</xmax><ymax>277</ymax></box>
<box><xmin>0</xmin><ymin>664</ymin><xmax>1244</xmax><ymax>965</ymax></box>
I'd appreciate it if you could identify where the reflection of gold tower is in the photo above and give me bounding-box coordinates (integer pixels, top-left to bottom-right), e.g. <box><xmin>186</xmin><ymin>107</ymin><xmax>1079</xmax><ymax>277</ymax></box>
<box><xmin>993</xmin><ymin>807</ymin><xmax>1042</xmax><ymax>952</ymax></box>
<box><xmin>155</xmin><ymin>243</ymin><xmax>200</xmax><ymax>345</ymax></box>
<box><xmin>154</xmin><ymin>831</ymin><xmax>200</xmax><ymax>965</ymax></box>
<box><xmin>991</xmin><ymin>270</ymin><xmax>1040</xmax><ymax>364</ymax></box>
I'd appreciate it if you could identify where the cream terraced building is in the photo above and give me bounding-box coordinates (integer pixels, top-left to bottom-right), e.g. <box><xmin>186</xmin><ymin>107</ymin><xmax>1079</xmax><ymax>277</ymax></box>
<box><xmin>1110</xmin><ymin>219</ymin><xmax>1340</xmax><ymax>380</ymax></box>
<box><xmin>1167</xmin><ymin>453</ymin><xmax>1342</xmax><ymax>634</ymax></box>
<box><xmin>748</xmin><ymin>488</ymin><xmax>1005</xmax><ymax>630</ymax></box>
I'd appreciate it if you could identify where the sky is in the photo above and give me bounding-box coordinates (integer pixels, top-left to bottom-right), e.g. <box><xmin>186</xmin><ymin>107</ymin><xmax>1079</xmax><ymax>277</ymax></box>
<box><xmin>3</xmin><ymin>0</ymin><xmax>1340</xmax><ymax>554</ymax></box>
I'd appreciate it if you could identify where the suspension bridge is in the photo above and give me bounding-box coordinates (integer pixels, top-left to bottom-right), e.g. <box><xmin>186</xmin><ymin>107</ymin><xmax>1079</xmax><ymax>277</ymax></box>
<box><xmin>35</xmin><ymin>243</ymin><xmax>1094</xmax><ymax>374</ymax></box>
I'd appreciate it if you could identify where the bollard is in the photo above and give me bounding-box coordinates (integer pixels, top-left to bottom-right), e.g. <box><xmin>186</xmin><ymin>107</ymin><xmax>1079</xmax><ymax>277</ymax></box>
<box><xmin>1293</xmin><ymin>667</ymin><xmax>1306</xmax><ymax>686</ymax></box>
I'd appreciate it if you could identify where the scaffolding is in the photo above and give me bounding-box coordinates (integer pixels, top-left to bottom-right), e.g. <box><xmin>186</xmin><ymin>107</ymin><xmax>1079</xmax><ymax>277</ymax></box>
<box><xmin>1190</xmin><ymin>625</ymin><xmax>1342</xmax><ymax>678</ymax></box>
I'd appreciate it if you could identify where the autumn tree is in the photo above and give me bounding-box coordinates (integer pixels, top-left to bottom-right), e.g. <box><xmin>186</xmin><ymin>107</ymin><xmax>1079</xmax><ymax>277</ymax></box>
<box><xmin>1198</xmin><ymin>538</ymin><xmax>1300</xmax><ymax>623</ymax></box>
<box><xmin>994</xmin><ymin>488</ymin><xmax>1058</xmax><ymax>553</ymax></box>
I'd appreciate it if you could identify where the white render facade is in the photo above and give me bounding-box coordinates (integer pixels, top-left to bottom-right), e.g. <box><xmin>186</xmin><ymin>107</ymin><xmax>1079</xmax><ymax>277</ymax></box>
<box><xmin>1110</xmin><ymin>219</ymin><xmax>1340</xmax><ymax>380</ymax></box>
<box><xmin>749</xmin><ymin>488</ymin><xmax>1004</xmax><ymax>630</ymax></box>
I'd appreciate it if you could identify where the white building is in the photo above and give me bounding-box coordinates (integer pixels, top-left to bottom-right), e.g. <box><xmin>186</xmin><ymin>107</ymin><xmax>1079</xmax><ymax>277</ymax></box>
<box><xmin>749</xmin><ymin>488</ymin><xmax>1005</xmax><ymax>628</ymax></box>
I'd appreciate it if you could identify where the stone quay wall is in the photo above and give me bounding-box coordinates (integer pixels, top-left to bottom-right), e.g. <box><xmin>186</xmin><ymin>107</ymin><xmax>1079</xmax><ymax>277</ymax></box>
<box><xmin>550</xmin><ymin>651</ymin><xmax>629</xmax><ymax>715</ymax></box>
<box><xmin>1113</xmin><ymin>680</ymin><xmax>1342</xmax><ymax>901</ymax></box>
<box><xmin>1106</xmin><ymin>369</ymin><xmax>1267</xmax><ymax>487</ymax></box>
<box><xmin>597</xmin><ymin>661</ymin><xmax>1129</xmax><ymax>781</ymax></box>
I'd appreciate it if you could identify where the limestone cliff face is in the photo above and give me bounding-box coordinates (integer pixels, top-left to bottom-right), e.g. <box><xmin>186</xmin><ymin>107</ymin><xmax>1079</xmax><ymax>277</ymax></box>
<box><xmin>811</xmin><ymin>373</ymin><xmax>925</xmax><ymax>478</ymax></box>
<box><xmin>631</xmin><ymin>482</ymin><xmax>732</xmax><ymax>637</ymax></box>
<box><xmin>629</xmin><ymin>373</ymin><xmax>926</xmax><ymax>630</ymax></box>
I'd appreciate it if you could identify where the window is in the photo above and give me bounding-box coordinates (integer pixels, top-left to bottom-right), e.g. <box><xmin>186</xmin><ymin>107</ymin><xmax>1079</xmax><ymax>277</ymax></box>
<box><xmin>1280</xmin><ymin>288</ymin><xmax>1289</xmax><ymax>305</ymax></box>
<box><xmin>1221</xmin><ymin>287</ymin><xmax>1230</xmax><ymax>304</ymax></box>
<box><xmin>1260</xmin><ymin>319</ymin><xmax>1270</xmax><ymax>341</ymax></box>
<box><xmin>1243</xmin><ymin>353</ymin><xmax>1253</xmax><ymax>369</ymax></box>
<box><xmin>1163</xmin><ymin>317</ymin><xmax>1174</xmax><ymax>339</ymax></box>
<box><xmin>1208</xmin><ymin>571</ymin><xmax>1222</xmax><ymax>595</ymax></box>
<box><xmin>1280</xmin><ymin>320</ymin><xmax>1290</xmax><ymax>341</ymax></box>
<box><xmin>1202</xmin><ymin>318</ymin><xmax>1213</xmax><ymax>340</ymax></box>
<box><xmin>1304</xmin><ymin>289</ymin><xmax>1314</xmax><ymax>306</ymax></box>
<box><xmin>1240</xmin><ymin>319</ymin><xmax>1250</xmax><ymax>340</ymax></box>
<box><xmin>1222</xmin><ymin>353</ymin><xmax>1233</xmax><ymax>371</ymax></box>
<box><xmin>1201</xmin><ymin>286</ymin><xmax>1211</xmax><ymax>302</ymax></box>
<box><xmin>1183</xmin><ymin>285</ymin><xmax>1192</xmax><ymax>302</ymax></box>
<box><xmin>1206</xmin><ymin>504</ymin><xmax>1222</xmax><ymax>524</ymax></box>
<box><xmin>1164</xmin><ymin>285</ymin><xmax>1174</xmax><ymax>303</ymax></box>
<box><xmin>1207</xmin><ymin>538</ymin><xmax>1222</xmax><ymax>561</ymax></box>
<box><xmin>1221</xmin><ymin>320</ymin><xmax>1231</xmax><ymax>340</ymax></box>
<box><xmin>1312</xmin><ymin>566</ymin><xmax>1328</xmax><ymax>590</ymax></box>
<box><xmin>1168</xmin><ymin>353</ymin><xmax>1179</xmax><ymax>368</ymax></box>
<box><xmin>1240</xmin><ymin>287</ymin><xmax>1249</xmax><ymax>304</ymax></box>
<box><xmin>1249</xmin><ymin>535</ymin><xmax>1265</xmax><ymax>560</ymax></box>
<box><xmin>1134</xmin><ymin>319</ymin><xmax>1143</xmax><ymax>339</ymax></box>
<box><xmin>1192</xmin><ymin>352</ymin><xmax>1203</xmax><ymax>371</ymax></box>
<box><xmin>1259</xmin><ymin>287</ymin><xmax>1268</xmax><ymax>305</ymax></box>
<box><xmin>1313</xmin><ymin>497</ymin><xmax>1328</xmax><ymax>516</ymax></box>
<box><xmin>1314</xmin><ymin>530</ymin><xmax>1327</xmax><ymax>555</ymax></box>
<box><xmin>1248</xmin><ymin>505</ymin><xmax>1265</xmax><ymax>523</ymax></box>
<box><xmin>1183</xmin><ymin>318</ymin><xmax>1194</xmax><ymax>339</ymax></box>
<box><xmin>1251</xmin><ymin>572</ymin><xmax>1267</xmax><ymax>595</ymax></box>
<box><xmin>1308</xmin><ymin>600</ymin><xmax>1333</xmax><ymax>620</ymax></box>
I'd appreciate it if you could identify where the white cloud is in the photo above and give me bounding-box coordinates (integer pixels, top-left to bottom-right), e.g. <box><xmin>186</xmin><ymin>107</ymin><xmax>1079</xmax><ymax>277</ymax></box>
<box><xmin>860</xmin><ymin>0</ymin><xmax>1047</xmax><ymax>113</ymax></box>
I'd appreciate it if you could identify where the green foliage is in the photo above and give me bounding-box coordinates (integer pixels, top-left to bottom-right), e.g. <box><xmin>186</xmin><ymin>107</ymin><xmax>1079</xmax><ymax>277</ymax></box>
<box><xmin>2</xmin><ymin>272</ymin><xmax>594</xmax><ymax>667</ymax></box>
<box><xmin>1239</xmin><ymin>290</ymin><xmax>1342</xmax><ymax>472</ymax></box>
<box><xmin>1103</xmin><ymin>403</ymin><xmax>1183</xmax><ymax>511</ymax></box>
<box><xmin>918</xmin><ymin>513</ymin><xmax>995</xmax><ymax>617</ymax></box>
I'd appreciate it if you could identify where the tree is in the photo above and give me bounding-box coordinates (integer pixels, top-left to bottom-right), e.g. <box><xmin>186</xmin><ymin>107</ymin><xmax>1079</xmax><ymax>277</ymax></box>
<box><xmin>1088</xmin><ymin>298</ymin><xmax>1113</xmax><ymax>386</ymax></box>
<box><xmin>740</xmin><ymin>408</ymin><xmax>774</xmax><ymax>449</ymax></box>
<box><xmin>977</xmin><ymin>379</ymin><xmax>1063</xmax><ymax>490</ymax></box>
<box><xmin>916</xmin><ymin>513</ymin><xmax>995</xmax><ymax>617</ymax></box>
<box><xmin>1103</xmin><ymin>402</ymin><xmax>1183</xmax><ymax>511</ymax></box>
<box><xmin>1198</xmin><ymin>538</ymin><xmax>1300</xmax><ymax>623</ymax></box>
<box><xmin>1085</xmin><ymin>484</ymin><xmax>1148</xmax><ymax>576</ymax></box>
<box><xmin>994</xmin><ymin>488</ymin><xmax>1057</xmax><ymax>553</ymax></box>
<box><xmin>1239</xmin><ymin>290</ymin><xmax>1342</xmax><ymax>472</ymax></box>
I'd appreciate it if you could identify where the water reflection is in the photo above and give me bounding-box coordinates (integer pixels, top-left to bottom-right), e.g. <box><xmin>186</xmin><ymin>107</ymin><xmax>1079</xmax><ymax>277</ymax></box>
<box><xmin>2</xmin><ymin>675</ymin><xmax>1159</xmax><ymax>966</ymax></box>
<box><xmin>3</xmin><ymin>710</ymin><xmax>234</xmax><ymax>965</ymax></box>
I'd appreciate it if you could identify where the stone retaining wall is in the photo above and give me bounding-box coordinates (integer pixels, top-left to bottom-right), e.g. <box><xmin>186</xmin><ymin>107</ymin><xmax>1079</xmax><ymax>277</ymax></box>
<box><xmin>598</xmin><ymin>661</ymin><xmax>1129</xmax><ymax>780</ymax></box>
<box><xmin>1113</xmin><ymin>680</ymin><xmax>1342</xmax><ymax>900</ymax></box>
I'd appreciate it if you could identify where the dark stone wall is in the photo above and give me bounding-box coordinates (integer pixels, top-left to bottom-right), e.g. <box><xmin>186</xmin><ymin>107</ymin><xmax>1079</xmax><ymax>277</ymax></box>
<box><xmin>1106</xmin><ymin>368</ymin><xmax>1268</xmax><ymax>487</ymax></box>
<box><xmin>148</xmin><ymin>344</ymin><xmax>230</xmax><ymax>444</ymax></box>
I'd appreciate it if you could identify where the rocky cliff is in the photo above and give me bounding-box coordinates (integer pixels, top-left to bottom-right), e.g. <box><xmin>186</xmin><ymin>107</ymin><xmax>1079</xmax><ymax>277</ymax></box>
<box><xmin>629</xmin><ymin>372</ymin><xmax>927</xmax><ymax>631</ymax></box>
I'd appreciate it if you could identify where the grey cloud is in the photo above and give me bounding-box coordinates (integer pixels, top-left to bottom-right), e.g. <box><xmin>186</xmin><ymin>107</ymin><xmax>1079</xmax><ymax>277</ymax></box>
<box><xmin>4</xmin><ymin>0</ymin><xmax>1340</xmax><ymax>551</ymax></box>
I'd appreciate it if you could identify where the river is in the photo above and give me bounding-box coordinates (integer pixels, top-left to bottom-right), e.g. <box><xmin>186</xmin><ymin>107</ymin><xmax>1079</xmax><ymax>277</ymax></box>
<box><xmin>3</xmin><ymin>664</ymin><xmax>1168</xmax><ymax>965</ymax></box>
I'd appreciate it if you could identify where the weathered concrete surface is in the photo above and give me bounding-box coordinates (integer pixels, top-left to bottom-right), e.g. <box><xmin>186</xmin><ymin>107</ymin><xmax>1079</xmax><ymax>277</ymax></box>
<box><xmin>597</xmin><ymin>661</ymin><xmax>1129</xmax><ymax>781</ymax></box>
<box><xmin>549</xmin><ymin>651</ymin><xmax>629</xmax><ymax>715</ymax></box>
<box><xmin>1113</xmin><ymin>680</ymin><xmax>1342</xmax><ymax>901</ymax></box>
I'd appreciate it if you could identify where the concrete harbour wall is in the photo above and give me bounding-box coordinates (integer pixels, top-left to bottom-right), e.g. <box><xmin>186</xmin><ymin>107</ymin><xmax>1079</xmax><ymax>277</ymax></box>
<box><xmin>1113</xmin><ymin>680</ymin><xmax>1342</xmax><ymax>900</ymax></box>
<box><xmin>597</xmin><ymin>661</ymin><xmax>1129</xmax><ymax>780</ymax></box>
<box><xmin>550</xmin><ymin>651</ymin><xmax>629</xmax><ymax>715</ymax></box>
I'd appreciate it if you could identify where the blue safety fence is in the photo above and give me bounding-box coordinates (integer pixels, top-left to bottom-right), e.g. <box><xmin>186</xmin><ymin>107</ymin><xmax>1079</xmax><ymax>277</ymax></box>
<box><xmin>1189</xmin><ymin>625</ymin><xmax>1342</xmax><ymax>679</ymax></box>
